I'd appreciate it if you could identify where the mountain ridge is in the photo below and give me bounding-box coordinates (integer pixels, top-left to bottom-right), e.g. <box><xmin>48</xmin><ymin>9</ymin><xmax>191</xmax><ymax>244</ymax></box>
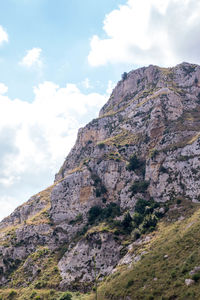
<box><xmin>1</xmin><ymin>62</ymin><xmax>200</xmax><ymax>299</ymax></box>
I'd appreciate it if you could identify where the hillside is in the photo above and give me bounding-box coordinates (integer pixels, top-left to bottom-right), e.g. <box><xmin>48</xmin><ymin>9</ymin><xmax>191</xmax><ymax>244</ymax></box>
<box><xmin>1</xmin><ymin>62</ymin><xmax>200</xmax><ymax>299</ymax></box>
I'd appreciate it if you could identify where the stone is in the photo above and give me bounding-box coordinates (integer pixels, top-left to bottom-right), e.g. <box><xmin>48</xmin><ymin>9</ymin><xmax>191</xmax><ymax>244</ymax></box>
<box><xmin>189</xmin><ymin>266</ymin><xmax>200</xmax><ymax>275</ymax></box>
<box><xmin>185</xmin><ymin>279</ymin><xmax>195</xmax><ymax>286</ymax></box>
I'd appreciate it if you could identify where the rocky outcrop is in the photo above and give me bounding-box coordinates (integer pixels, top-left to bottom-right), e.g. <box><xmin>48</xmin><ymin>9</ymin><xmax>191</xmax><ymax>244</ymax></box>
<box><xmin>1</xmin><ymin>62</ymin><xmax>200</xmax><ymax>290</ymax></box>
<box><xmin>59</xmin><ymin>231</ymin><xmax>122</xmax><ymax>291</ymax></box>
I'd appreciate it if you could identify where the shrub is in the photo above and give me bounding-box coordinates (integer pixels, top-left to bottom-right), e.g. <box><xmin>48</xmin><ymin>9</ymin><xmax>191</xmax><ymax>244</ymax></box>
<box><xmin>69</xmin><ymin>213</ymin><xmax>83</xmax><ymax>225</ymax></box>
<box><xmin>30</xmin><ymin>291</ymin><xmax>37</xmax><ymax>299</ymax></box>
<box><xmin>135</xmin><ymin>198</ymin><xmax>149</xmax><ymax>214</ymax></box>
<box><xmin>132</xmin><ymin>212</ymin><xmax>143</xmax><ymax>226</ymax></box>
<box><xmin>88</xmin><ymin>203</ymin><xmax>121</xmax><ymax>225</ymax></box>
<box><xmin>98</xmin><ymin>143</ymin><xmax>105</xmax><ymax>149</ymax></box>
<box><xmin>127</xmin><ymin>154</ymin><xmax>145</xmax><ymax>173</ymax></box>
<box><xmin>34</xmin><ymin>280</ymin><xmax>47</xmax><ymax>289</ymax></box>
<box><xmin>122</xmin><ymin>72</ymin><xmax>128</xmax><ymax>80</ymax></box>
<box><xmin>159</xmin><ymin>165</ymin><xmax>168</xmax><ymax>173</ymax></box>
<box><xmin>130</xmin><ymin>181</ymin><xmax>149</xmax><ymax>195</ymax></box>
<box><xmin>102</xmin><ymin>203</ymin><xmax>121</xmax><ymax>219</ymax></box>
<box><xmin>8</xmin><ymin>290</ymin><xmax>17</xmax><ymax>299</ymax></box>
<box><xmin>192</xmin><ymin>272</ymin><xmax>200</xmax><ymax>282</ymax></box>
<box><xmin>122</xmin><ymin>213</ymin><xmax>133</xmax><ymax>233</ymax></box>
<box><xmin>59</xmin><ymin>292</ymin><xmax>72</xmax><ymax>300</ymax></box>
<box><xmin>142</xmin><ymin>215</ymin><xmax>157</xmax><ymax>232</ymax></box>
<box><xmin>91</xmin><ymin>173</ymin><xmax>107</xmax><ymax>197</ymax></box>
<box><xmin>176</xmin><ymin>198</ymin><xmax>182</xmax><ymax>205</ymax></box>
<box><xmin>126</xmin><ymin>279</ymin><xmax>134</xmax><ymax>288</ymax></box>
<box><xmin>91</xmin><ymin>174</ymin><xmax>101</xmax><ymax>186</ymax></box>
<box><xmin>132</xmin><ymin>228</ymin><xmax>141</xmax><ymax>240</ymax></box>
<box><xmin>150</xmin><ymin>148</ymin><xmax>159</xmax><ymax>159</ymax></box>
<box><xmin>127</xmin><ymin>154</ymin><xmax>141</xmax><ymax>171</ymax></box>
<box><xmin>88</xmin><ymin>206</ymin><xmax>103</xmax><ymax>224</ymax></box>
<box><xmin>171</xmin><ymin>270</ymin><xmax>177</xmax><ymax>279</ymax></box>
<box><xmin>95</xmin><ymin>185</ymin><xmax>107</xmax><ymax>197</ymax></box>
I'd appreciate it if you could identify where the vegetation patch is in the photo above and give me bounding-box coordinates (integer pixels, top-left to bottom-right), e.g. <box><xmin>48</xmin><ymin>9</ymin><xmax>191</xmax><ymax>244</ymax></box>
<box><xmin>69</xmin><ymin>214</ymin><xmax>83</xmax><ymax>225</ymax></box>
<box><xmin>10</xmin><ymin>247</ymin><xmax>62</xmax><ymax>290</ymax></box>
<box><xmin>91</xmin><ymin>173</ymin><xmax>107</xmax><ymax>198</ymax></box>
<box><xmin>130</xmin><ymin>180</ymin><xmax>149</xmax><ymax>196</ymax></box>
<box><xmin>99</xmin><ymin>129</ymin><xmax>139</xmax><ymax>147</ymax></box>
<box><xmin>126</xmin><ymin>154</ymin><xmax>145</xmax><ymax>175</ymax></box>
<box><xmin>87</xmin><ymin>202</ymin><xmax>200</xmax><ymax>300</ymax></box>
<box><xmin>87</xmin><ymin>203</ymin><xmax>121</xmax><ymax>225</ymax></box>
<box><xmin>0</xmin><ymin>288</ymin><xmax>82</xmax><ymax>300</ymax></box>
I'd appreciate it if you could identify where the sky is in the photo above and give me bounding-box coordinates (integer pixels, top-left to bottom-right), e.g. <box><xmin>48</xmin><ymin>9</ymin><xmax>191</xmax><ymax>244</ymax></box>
<box><xmin>0</xmin><ymin>0</ymin><xmax>200</xmax><ymax>220</ymax></box>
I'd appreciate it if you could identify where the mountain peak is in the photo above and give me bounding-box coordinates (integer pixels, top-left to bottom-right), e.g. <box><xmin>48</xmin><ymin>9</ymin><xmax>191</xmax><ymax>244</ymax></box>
<box><xmin>99</xmin><ymin>62</ymin><xmax>199</xmax><ymax>117</ymax></box>
<box><xmin>1</xmin><ymin>62</ymin><xmax>200</xmax><ymax>299</ymax></box>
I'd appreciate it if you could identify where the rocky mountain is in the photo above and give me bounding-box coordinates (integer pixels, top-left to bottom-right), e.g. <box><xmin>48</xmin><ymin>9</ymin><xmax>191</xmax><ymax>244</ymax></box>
<box><xmin>1</xmin><ymin>62</ymin><xmax>200</xmax><ymax>299</ymax></box>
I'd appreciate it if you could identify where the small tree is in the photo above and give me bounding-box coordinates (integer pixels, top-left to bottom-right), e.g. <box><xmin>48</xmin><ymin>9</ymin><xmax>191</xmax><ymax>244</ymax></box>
<box><xmin>59</xmin><ymin>292</ymin><xmax>72</xmax><ymax>300</ymax></box>
<box><xmin>127</xmin><ymin>154</ymin><xmax>141</xmax><ymax>171</ymax></box>
<box><xmin>122</xmin><ymin>72</ymin><xmax>128</xmax><ymax>80</ymax></box>
<box><xmin>122</xmin><ymin>212</ymin><xmax>132</xmax><ymax>233</ymax></box>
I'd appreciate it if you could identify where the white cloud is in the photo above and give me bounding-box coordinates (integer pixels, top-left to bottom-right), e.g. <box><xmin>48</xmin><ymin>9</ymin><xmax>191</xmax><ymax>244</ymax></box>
<box><xmin>0</xmin><ymin>83</ymin><xmax>8</xmax><ymax>94</ymax></box>
<box><xmin>106</xmin><ymin>80</ymin><xmax>115</xmax><ymax>95</ymax></box>
<box><xmin>88</xmin><ymin>0</ymin><xmax>200</xmax><ymax>67</ymax></box>
<box><xmin>0</xmin><ymin>25</ymin><xmax>8</xmax><ymax>45</ymax></box>
<box><xmin>0</xmin><ymin>81</ymin><xmax>108</xmax><ymax>220</ymax></box>
<box><xmin>20</xmin><ymin>48</ymin><xmax>42</xmax><ymax>68</ymax></box>
<box><xmin>0</xmin><ymin>196</ymin><xmax>17</xmax><ymax>220</ymax></box>
<box><xmin>82</xmin><ymin>78</ymin><xmax>92</xmax><ymax>89</ymax></box>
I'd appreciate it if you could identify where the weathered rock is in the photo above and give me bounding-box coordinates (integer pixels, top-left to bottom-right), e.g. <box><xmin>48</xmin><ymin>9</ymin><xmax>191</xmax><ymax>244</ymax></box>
<box><xmin>58</xmin><ymin>232</ymin><xmax>122</xmax><ymax>291</ymax></box>
<box><xmin>189</xmin><ymin>266</ymin><xmax>200</xmax><ymax>275</ymax></box>
<box><xmin>0</xmin><ymin>62</ymin><xmax>200</xmax><ymax>289</ymax></box>
<box><xmin>185</xmin><ymin>278</ymin><xmax>195</xmax><ymax>286</ymax></box>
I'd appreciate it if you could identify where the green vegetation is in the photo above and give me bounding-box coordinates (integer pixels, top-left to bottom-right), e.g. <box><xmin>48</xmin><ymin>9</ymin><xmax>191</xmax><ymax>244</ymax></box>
<box><xmin>59</xmin><ymin>292</ymin><xmax>72</xmax><ymax>300</ymax></box>
<box><xmin>126</xmin><ymin>154</ymin><xmax>145</xmax><ymax>174</ymax></box>
<box><xmin>91</xmin><ymin>173</ymin><xmax>107</xmax><ymax>198</ymax></box>
<box><xmin>131</xmin><ymin>198</ymin><xmax>165</xmax><ymax>235</ymax></box>
<box><xmin>121</xmin><ymin>72</ymin><xmax>128</xmax><ymax>80</ymax></box>
<box><xmin>69</xmin><ymin>214</ymin><xmax>83</xmax><ymax>225</ymax></box>
<box><xmin>87</xmin><ymin>198</ymin><xmax>164</xmax><ymax>237</ymax></box>
<box><xmin>149</xmin><ymin>148</ymin><xmax>159</xmax><ymax>159</ymax></box>
<box><xmin>0</xmin><ymin>289</ymin><xmax>83</xmax><ymax>300</ymax></box>
<box><xmin>98</xmin><ymin>129</ymin><xmax>139</xmax><ymax>147</ymax></box>
<box><xmin>88</xmin><ymin>203</ymin><xmax>121</xmax><ymax>225</ymax></box>
<box><xmin>10</xmin><ymin>247</ymin><xmax>62</xmax><ymax>290</ymax></box>
<box><xmin>130</xmin><ymin>180</ymin><xmax>149</xmax><ymax>195</ymax></box>
<box><xmin>1</xmin><ymin>201</ymin><xmax>199</xmax><ymax>300</ymax></box>
<box><xmin>97</xmin><ymin>142</ymin><xmax>105</xmax><ymax>149</ymax></box>
<box><xmin>121</xmin><ymin>212</ymin><xmax>132</xmax><ymax>234</ymax></box>
<box><xmin>85</xmin><ymin>202</ymin><xmax>200</xmax><ymax>300</ymax></box>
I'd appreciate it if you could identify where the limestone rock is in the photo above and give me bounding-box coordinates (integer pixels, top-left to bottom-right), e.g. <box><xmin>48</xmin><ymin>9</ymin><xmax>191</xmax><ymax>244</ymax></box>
<box><xmin>185</xmin><ymin>278</ymin><xmax>195</xmax><ymax>286</ymax></box>
<box><xmin>0</xmin><ymin>62</ymin><xmax>200</xmax><ymax>289</ymax></box>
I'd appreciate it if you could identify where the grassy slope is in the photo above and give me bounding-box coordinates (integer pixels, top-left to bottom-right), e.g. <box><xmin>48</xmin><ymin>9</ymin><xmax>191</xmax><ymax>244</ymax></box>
<box><xmin>1</xmin><ymin>201</ymin><xmax>200</xmax><ymax>299</ymax></box>
<box><xmin>85</xmin><ymin>201</ymin><xmax>200</xmax><ymax>300</ymax></box>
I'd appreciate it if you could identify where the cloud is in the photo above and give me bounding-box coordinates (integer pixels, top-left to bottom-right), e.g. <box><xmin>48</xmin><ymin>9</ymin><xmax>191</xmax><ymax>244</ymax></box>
<box><xmin>88</xmin><ymin>0</ymin><xmax>200</xmax><ymax>67</ymax></box>
<box><xmin>82</xmin><ymin>78</ymin><xmax>92</xmax><ymax>89</ymax></box>
<box><xmin>106</xmin><ymin>80</ymin><xmax>115</xmax><ymax>95</ymax></box>
<box><xmin>0</xmin><ymin>81</ymin><xmax>108</xmax><ymax>220</ymax></box>
<box><xmin>20</xmin><ymin>48</ymin><xmax>42</xmax><ymax>68</ymax></box>
<box><xmin>0</xmin><ymin>83</ymin><xmax>8</xmax><ymax>94</ymax></box>
<box><xmin>0</xmin><ymin>25</ymin><xmax>8</xmax><ymax>45</ymax></box>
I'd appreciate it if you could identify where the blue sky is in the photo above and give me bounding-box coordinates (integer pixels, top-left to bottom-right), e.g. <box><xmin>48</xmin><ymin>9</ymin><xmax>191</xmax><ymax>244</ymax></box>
<box><xmin>0</xmin><ymin>0</ymin><xmax>126</xmax><ymax>101</ymax></box>
<box><xmin>0</xmin><ymin>0</ymin><xmax>200</xmax><ymax>220</ymax></box>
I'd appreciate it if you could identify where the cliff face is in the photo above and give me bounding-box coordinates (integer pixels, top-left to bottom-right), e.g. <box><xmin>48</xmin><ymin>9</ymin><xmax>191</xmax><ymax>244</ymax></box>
<box><xmin>1</xmin><ymin>62</ymin><xmax>200</xmax><ymax>293</ymax></box>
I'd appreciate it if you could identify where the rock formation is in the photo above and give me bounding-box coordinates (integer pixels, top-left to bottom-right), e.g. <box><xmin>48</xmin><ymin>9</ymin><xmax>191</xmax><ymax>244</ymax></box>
<box><xmin>1</xmin><ymin>62</ymin><xmax>200</xmax><ymax>293</ymax></box>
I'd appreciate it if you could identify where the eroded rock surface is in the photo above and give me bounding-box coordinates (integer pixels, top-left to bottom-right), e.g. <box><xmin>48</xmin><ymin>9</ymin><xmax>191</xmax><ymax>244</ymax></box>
<box><xmin>1</xmin><ymin>62</ymin><xmax>200</xmax><ymax>289</ymax></box>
